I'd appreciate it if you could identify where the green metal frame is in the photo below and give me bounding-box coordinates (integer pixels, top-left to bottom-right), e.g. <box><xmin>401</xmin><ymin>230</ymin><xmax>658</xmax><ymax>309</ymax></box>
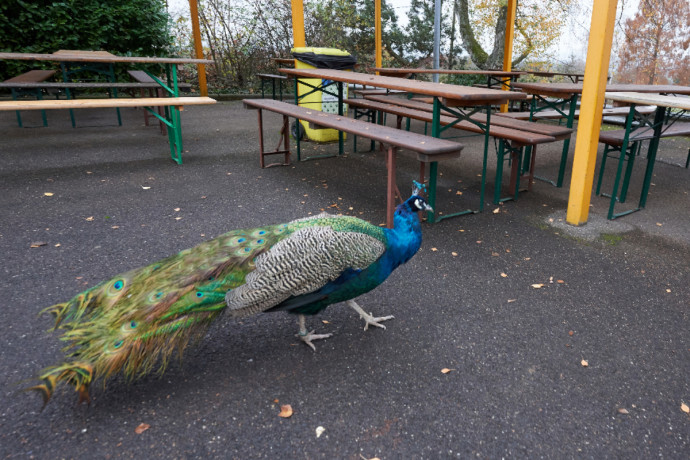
<box><xmin>60</xmin><ymin>61</ymin><xmax>122</xmax><ymax>128</ymax></box>
<box><xmin>11</xmin><ymin>87</ymin><xmax>48</xmax><ymax>127</ymax></box>
<box><xmin>426</xmin><ymin>98</ymin><xmax>491</xmax><ymax>223</ymax></box>
<box><xmin>523</xmin><ymin>93</ymin><xmax>579</xmax><ymax>187</ymax></box>
<box><xmin>596</xmin><ymin>104</ymin><xmax>685</xmax><ymax>219</ymax></box>
<box><xmin>291</xmin><ymin>77</ymin><xmax>345</xmax><ymax>161</ymax></box>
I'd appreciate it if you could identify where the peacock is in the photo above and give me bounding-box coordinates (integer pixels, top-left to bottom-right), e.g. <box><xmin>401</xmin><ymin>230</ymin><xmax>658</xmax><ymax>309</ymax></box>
<box><xmin>28</xmin><ymin>185</ymin><xmax>432</xmax><ymax>407</ymax></box>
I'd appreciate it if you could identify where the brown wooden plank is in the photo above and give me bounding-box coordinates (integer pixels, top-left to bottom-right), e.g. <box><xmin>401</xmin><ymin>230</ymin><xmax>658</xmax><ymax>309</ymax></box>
<box><xmin>3</xmin><ymin>70</ymin><xmax>56</xmax><ymax>83</ymax></box>
<box><xmin>0</xmin><ymin>96</ymin><xmax>216</xmax><ymax>111</ymax></box>
<box><xmin>0</xmin><ymin>52</ymin><xmax>213</xmax><ymax>65</ymax></box>
<box><xmin>599</xmin><ymin>122</ymin><xmax>690</xmax><ymax>146</ymax></box>
<box><xmin>243</xmin><ymin>98</ymin><xmax>464</xmax><ymax>156</ymax></box>
<box><xmin>345</xmin><ymin>98</ymin><xmax>556</xmax><ymax>145</ymax></box>
<box><xmin>279</xmin><ymin>68</ymin><xmax>526</xmax><ymax>105</ymax></box>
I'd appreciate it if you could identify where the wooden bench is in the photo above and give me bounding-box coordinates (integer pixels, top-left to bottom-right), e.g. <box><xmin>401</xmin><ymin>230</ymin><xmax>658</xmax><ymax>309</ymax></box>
<box><xmin>242</xmin><ymin>98</ymin><xmax>464</xmax><ymax>227</ymax></box>
<box><xmin>347</xmin><ymin>96</ymin><xmax>573</xmax><ymax>204</ymax></box>
<box><xmin>3</xmin><ymin>69</ymin><xmax>57</xmax><ymax>127</ymax></box>
<box><xmin>595</xmin><ymin>122</ymin><xmax>690</xmax><ymax>209</ymax></box>
<box><xmin>0</xmin><ymin>96</ymin><xmax>216</xmax><ymax>164</ymax></box>
<box><xmin>257</xmin><ymin>73</ymin><xmax>290</xmax><ymax>101</ymax></box>
<box><xmin>496</xmin><ymin>105</ymin><xmax>657</xmax><ymax>121</ymax></box>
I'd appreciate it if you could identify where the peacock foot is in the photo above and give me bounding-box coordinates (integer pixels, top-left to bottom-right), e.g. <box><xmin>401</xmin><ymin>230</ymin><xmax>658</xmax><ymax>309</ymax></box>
<box><xmin>297</xmin><ymin>314</ymin><xmax>332</xmax><ymax>351</ymax></box>
<box><xmin>347</xmin><ymin>300</ymin><xmax>394</xmax><ymax>331</ymax></box>
<box><xmin>298</xmin><ymin>330</ymin><xmax>334</xmax><ymax>351</ymax></box>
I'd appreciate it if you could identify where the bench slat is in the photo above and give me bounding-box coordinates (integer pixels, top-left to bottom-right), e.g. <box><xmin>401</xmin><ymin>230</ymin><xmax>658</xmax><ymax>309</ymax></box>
<box><xmin>243</xmin><ymin>98</ymin><xmax>463</xmax><ymax>156</ymax></box>
<box><xmin>599</xmin><ymin>122</ymin><xmax>690</xmax><ymax>146</ymax></box>
<box><xmin>346</xmin><ymin>97</ymin><xmax>556</xmax><ymax>145</ymax></box>
<box><xmin>0</xmin><ymin>97</ymin><xmax>216</xmax><ymax>111</ymax></box>
<box><xmin>3</xmin><ymin>70</ymin><xmax>56</xmax><ymax>84</ymax></box>
<box><xmin>497</xmin><ymin>105</ymin><xmax>658</xmax><ymax>120</ymax></box>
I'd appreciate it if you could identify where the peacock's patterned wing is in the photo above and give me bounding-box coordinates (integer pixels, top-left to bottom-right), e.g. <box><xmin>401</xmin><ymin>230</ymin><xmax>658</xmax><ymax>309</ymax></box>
<box><xmin>39</xmin><ymin>222</ymin><xmax>292</xmax><ymax>385</ymax></box>
<box><xmin>225</xmin><ymin>214</ymin><xmax>388</xmax><ymax>317</ymax></box>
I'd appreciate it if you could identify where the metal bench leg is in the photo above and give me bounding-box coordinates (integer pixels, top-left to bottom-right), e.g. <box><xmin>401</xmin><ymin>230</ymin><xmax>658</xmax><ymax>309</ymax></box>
<box><xmin>596</xmin><ymin>144</ymin><xmax>613</xmax><ymax>196</ymax></box>
<box><xmin>385</xmin><ymin>145</ymin><xmax>397</xmax><ymax>229</ymax></box>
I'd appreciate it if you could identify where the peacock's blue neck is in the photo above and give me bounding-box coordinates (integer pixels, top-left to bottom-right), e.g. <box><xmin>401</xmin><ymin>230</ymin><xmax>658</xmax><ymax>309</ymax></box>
<box><xmin>379</xmin><ymin>203</ymin><xmax>423</xmax><ymax>276</ymax></box>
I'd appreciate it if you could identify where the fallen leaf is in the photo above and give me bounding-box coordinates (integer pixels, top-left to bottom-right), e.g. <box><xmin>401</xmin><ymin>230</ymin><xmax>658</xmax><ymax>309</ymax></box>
<box><xmin>531</xmin><ymin>284</ymin><xmax>544</xmax><ymax>289</ymax></box>
<box><xmin>175</xmin><ymin>217</ymin><xmax>182</xmax><ymax>221</ymax></box>
<box><xmin>491</xmin><ymin>252</ymin><xmax>499</xmax><ymax>257</ymax></box>
<box><xmin>54</xmin><ymin>243</ymin><xmax>61</xmax><ymax>247</ymax></box>
<box><xmin>665</xmin><ymin>289</ymin><xmax>671</xmax><ymax>293</ymax></box>
<box><xmin>111</xmin><ymin>226</ymin><xmax>119</xmax><ymax>229</ymax></box>
<box><xmin>273</xmin><ymin>399</ymin><xmax>279</xmax><ymax>403</ymax></box>
<box><xmin>85</xmin><ymin>216</ymin><xmax>94</xmax><ymax>221</ymax></box>
<box><xmin>134</xmin><ymin>423</ymin><xmax>150</xmax><ymax>434</ymax></box>
<box><xmin>493</xmin><ymin>208</ymin><xmax>500</xmax><ymax>214</ymax></box>
<box><xmin>316</xmin><ymin>426</ymin><xmax>325</xmax><ymax>438</ymax></box>
<box><xmin>441</xmin><ymin>368</ymin><xmax>454</xmax><ymax>374</ymax></box>
<box><xmin>174</xmin><ymin>208</ymin><xmax>181</xmax><ymax>212</ymax></box>
<box><xmin>30</xmin><ymin>242</ymin><xmax>47</xmax><ymax>248</ymax></box>
<box><xmin>557</xmin><ymin>280</ymin><xmax>565</xmax><ymax>284</ymax></box>
<box><xmin>581</xmin><ymin>359</ymin><xmax>589</xmax><ymax>367</ymax></box>
<box><xmin>278</xmin><ymin>404</ymin><xmax>293</xmax><ymax>418</ymax></box>
<box><xmin>681</xmin><ymin>403</ymin><xmax>689</xmax><ymax>414</ymax></box>
<box><xmin>656</xmin><ymin>222</ymin><xmax>663</xmax><ymax>227</ymax></box>
<box><xmin>507</xmin><ymin>299</ymin><xmax>516</xmax><ymax>303</ymax></box>
<box><xmin>569</xmin><ymin>330</ymin><xmax>574</xmax><ymax>336</ymax></box>
<box><xmin>451</xmin><ymin>252</ymin><xmax>458</xmax><ymax>257</ymax></box>
<box><xmin>43</xmin><ymin>192</ymin><xmax>54</xmax><ymax>197</ymax></box>
<box><xmin>431</xmin><ymin>247</ymin><xmax>438</xmax><ymax>252</ymax></box>
<box><xmin>321</xmin><ymin>320</ymin><xmax>330</xmax><ymax>324</ymax></box>
<box><xmin>141</xmin><ymin>186</ymin><xmax>151</xmax><ymax>190</ymax></box>
<box><xmin>500</xmin><ymin>272</ymin><xmax>508</xmax><ymax>278</ymax></box>
<box><xmin>617</xmin><ymin>408</ymin><xmax>629</xmax><ymax>414</ymax></box>
<box><xmin>456</xmin><ymin>191</ymin><xmax>462</xmax><ymax>195</ymax></box>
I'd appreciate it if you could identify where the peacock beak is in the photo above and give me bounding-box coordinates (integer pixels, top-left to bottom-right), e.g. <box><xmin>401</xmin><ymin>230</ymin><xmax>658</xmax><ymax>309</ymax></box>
<box><xmin>422</xmin><ymin>202</ymin><xmax>433</xmax><ymax>212</ymax></box>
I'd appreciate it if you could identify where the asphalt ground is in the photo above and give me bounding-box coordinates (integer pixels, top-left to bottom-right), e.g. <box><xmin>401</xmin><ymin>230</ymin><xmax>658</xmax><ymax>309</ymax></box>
<box><xmin>1</xmin><ymin>101</ymin><xmax>688</xmax><ymax>458</ymax></box>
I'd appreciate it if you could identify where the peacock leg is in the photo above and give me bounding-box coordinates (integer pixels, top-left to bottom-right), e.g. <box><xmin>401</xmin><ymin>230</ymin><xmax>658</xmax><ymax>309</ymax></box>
<box><xmin>297</xmin><ymin>314</ymin><xmax>333</xmax><ymax>351</ymax></box>
<box><xmin>347</xmin><ymin>300</ymin><xmax>394</xmax><ymax>331</ymax></box>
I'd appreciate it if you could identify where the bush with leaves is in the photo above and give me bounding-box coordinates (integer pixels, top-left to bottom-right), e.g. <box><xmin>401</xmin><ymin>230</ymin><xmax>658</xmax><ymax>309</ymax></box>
<box><xmin>0</xmin><ymin>0</ymin><xmax>174</xmax><ymax>81</ymax></box>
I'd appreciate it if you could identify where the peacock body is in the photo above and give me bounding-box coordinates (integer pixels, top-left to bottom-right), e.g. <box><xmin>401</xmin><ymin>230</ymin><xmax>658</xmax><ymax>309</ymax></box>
<box><xmin>30</xmin><ymin>193</ymin><xmax>432</xmax><ymax>406</ymax></box>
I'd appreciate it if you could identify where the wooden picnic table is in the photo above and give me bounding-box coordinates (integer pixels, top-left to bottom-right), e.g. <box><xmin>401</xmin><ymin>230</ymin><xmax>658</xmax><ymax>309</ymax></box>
<box><xmin>0</xmin><ymin>50</ymin><xmax>215</xmax><ymax>163</ymax></box>
<box><xmin>279</xmin><ymin>67</ymin><xmax>527</xmax><ymax>220</ymax></box>
<box><xmin>510</xmin><ymin>82</ymin><xmax>690</xmax><ymax>188</ymax></box>
<box><xmin>598</xmin><ymin>92</ymin><xmax>690</xmax><ymax>219</ymax></box>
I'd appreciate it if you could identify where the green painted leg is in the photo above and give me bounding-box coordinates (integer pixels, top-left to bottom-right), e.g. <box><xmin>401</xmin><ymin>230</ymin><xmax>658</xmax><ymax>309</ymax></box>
<box><xmin>427</xmin><ymin>161</ymin><xmax>438</xmax><ymax>223</ymax></box>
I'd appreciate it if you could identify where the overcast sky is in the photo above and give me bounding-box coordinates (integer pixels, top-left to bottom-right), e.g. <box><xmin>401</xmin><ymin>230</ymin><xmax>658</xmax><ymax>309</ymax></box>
<box><xmin>167</xmin><ymin>0</ymin><xmax>640</xmax><ymax>63</ymax></box>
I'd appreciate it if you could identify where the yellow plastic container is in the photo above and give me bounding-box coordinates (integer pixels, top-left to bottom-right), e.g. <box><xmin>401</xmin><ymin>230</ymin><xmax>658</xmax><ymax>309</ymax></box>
<box><xmin>292</xmin><ymin>47</ymin><xmax>355</xmax><ymax>142</ymax></box>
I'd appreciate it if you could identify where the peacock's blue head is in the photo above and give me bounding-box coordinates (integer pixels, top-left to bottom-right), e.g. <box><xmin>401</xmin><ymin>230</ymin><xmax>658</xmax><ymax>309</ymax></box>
<box><xmin>401</xmin><ymin>195</ymin><xmax>433</xmax><ymax>213</ymax></box>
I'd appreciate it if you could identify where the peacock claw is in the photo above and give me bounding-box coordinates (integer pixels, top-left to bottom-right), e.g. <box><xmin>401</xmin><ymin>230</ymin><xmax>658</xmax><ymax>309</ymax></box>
<box><xmin>298</xmin><ymin>330</ymin><xmax>333</xmax><ymax>351</ymax></box>
<box><xmin>346</xmin><ymin>300</ymin><xmax>394</xmax><ymax>331</ymax></box>
<box><xmin>361</xmin><ymin>313</ymin><xmax>395</xmax><ymax>331</ymax></box>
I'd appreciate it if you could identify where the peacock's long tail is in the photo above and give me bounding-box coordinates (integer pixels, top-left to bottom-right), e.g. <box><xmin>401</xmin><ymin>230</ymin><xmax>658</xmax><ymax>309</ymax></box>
<box><xmin>27</xmin><ymin>362</ymin><xmax>94</xmax><ymax>407</ymax></box>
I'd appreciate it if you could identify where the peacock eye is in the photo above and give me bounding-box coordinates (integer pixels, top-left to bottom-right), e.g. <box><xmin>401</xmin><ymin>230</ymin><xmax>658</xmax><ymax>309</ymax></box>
<box><xmin>113</xmin><ymin>280</ymin><xmax>124</xmax><ymax>290</ymax></box>
<box><xmin>113</xmin><ymin>340</ymin><xmax>124</xmax><ymax>349</ymax></box>
<box><xmin>196</xmin><ymin>292</ymin><xmax>204</xmax><ymax>298</ymax></box>
<box><xmin>130</xmin><ymin>321</ymin><xmax>137</xmax><ymax>328</ymax></box>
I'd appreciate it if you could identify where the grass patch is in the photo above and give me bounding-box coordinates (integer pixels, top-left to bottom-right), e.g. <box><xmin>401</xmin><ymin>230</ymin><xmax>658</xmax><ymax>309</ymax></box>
<box><xmin>601</xmin><ymin>233</ymin><xmax>623</xmax><ymax>245</ymax></box>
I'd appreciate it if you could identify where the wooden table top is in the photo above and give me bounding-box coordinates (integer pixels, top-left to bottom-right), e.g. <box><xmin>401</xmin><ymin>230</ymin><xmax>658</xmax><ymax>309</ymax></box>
<box><xmin>604</xmin><ymin>92</ymin><xmax>690</xmax><ymax>110</ymax></box>
<box><xmin>372</xmin><ymin>67</ymin><xmax>524</xmax><ymax>78</ymax></box>
<box><xmin>512</xmin><ymin>82</ymin><xmax>690</xmax><ymax>98</ymax></box>
<box><xmin>279</xmin><ymin>68</ymin><xmax>526</xmax><ymax>106</ymax></box>
<box><xmin>0</xmin><ymin>50</ymin><xmax>213</xmax><ymax>65</ymax></box>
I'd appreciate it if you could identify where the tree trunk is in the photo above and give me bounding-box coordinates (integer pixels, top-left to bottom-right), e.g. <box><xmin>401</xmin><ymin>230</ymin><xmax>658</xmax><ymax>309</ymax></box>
<box><xmin>454</xmin><ymin>0</ymin><xmax>507</xmax><ymax>69</ymax></box>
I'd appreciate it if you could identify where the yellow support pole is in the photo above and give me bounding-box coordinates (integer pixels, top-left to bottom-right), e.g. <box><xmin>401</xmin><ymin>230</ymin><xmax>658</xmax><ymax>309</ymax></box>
<box><xmin>500</xmin><ymin>0</ymin><xmax>517</xmax><ymax>112</ymax></box>
<box><xmin>188</xmin><ymin>0</ymin><xmax>207</xmax><ymax>97</ymax></box>
<box><xmin>566</xmin><ymin>0</ymin><xmax>618</xmax><ymax>225</ymax></box>
<box><xmin>375</xmin><ymin>0</ymin><xmax>382</xmax><ymax>72</ymax></box>
<box><xmin>291</xmin><ymin>0</ymin><xmax>306</xmax><ymax>48</ymax></box>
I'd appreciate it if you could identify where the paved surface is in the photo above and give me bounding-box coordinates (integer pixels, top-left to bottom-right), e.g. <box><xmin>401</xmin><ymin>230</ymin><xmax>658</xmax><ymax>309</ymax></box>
<box><xmin>1</xmin><ymin>102</ymin><xmax>688</xmax><ymax>458</ymax></box>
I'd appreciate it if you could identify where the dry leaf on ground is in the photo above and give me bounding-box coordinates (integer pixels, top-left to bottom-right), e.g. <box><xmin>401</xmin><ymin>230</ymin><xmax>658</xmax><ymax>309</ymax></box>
<box><xmin>441</xmin><ymin>368</ymin><xmax>454</xmax><ymax>374</ymax></box>
<box><xmin>617</xmin><ymin>408</ymin><xmax>629</xmax><ymax>414</ymax></box>
<box><xmin>134</xmin><ymin>423</ymin><xmax>150</xmax><ymax>434</ymax></box>
<box><xmin>30</xmin><ymin>242</ymin><xmax>47</xmax><ymax>248</ymax></box>
<box><xmin>531</xmin><ymin>284</ymin><xmax>544</xmax><ymax>289</ymax></box>
<box><xmin>316</xmin><ymin>426</ymin><xmax>325</xmax><ymax>438</ymax></box>
<box><xmin>501</xmin><ymin>272</ymin><xmax>508</xmax><ymax>278</ymax></box>
<box><xmin>43</xmin><ymin>192</ymin><xmax>54</xmax><ymax>197</ymax></box>
<box><xmin>278</xmin><ymin>404</ymin><xmax>293</xmax><ymax>418</ymax></box>
<box><xmin>681</xmin><ymin>403</ymin><xmax>689</xmax><ymax>413</ymax></box>
<box><xmin>581</xmin><ymin>359</ymin><xmax>589</xmax><ymax>367</ymax></box>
